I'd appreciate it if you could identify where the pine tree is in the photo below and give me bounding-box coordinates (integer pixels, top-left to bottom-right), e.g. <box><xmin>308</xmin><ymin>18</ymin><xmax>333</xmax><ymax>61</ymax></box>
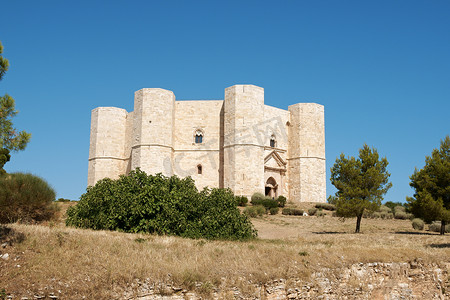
<box><xmin>330</xmin><ymin>144</ymin><xmax>392</xmax><ymax>233</ymax></box>
<box><xmin>0</xmin><ymin>41</ymin><xmax>31</xmax><ymax>174</ymax></box>
<box><xmin>407</xmin><ymin>136</ymin><xmax>450</xmax><ymax>235</ymax></box>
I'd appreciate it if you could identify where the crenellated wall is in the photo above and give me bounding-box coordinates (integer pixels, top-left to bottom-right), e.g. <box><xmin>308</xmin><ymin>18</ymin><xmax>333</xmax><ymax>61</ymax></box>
<box><xmin>88</xmin><ymin>84</ymin><xmax>326</xmax><ymax>203</ymax></box>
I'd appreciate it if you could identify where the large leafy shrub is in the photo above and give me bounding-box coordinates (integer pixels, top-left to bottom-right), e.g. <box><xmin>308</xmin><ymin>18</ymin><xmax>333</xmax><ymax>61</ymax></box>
<box><xmin>66</xmin><ymin>169</ymin><xmax>257</xmax><ymax>240</ymax></box>
<box><xmin>0</xmin><ymin>173</ymin><xmax>56</xmax><ymax>223</ymax></box>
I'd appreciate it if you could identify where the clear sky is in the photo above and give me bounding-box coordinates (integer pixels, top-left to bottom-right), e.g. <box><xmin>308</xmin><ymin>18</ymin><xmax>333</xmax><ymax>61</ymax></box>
<box><xmin>1</xmin><ymin>0</ymin><xmax>449</xmax><ymax>202</ymax></box>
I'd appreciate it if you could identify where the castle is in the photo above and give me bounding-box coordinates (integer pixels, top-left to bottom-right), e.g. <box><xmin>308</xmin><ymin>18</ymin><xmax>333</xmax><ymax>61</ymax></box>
<box><xmin>88</xmin><ymin>84</ymin><xmax>326</xmax><ymax>203</ymax></box>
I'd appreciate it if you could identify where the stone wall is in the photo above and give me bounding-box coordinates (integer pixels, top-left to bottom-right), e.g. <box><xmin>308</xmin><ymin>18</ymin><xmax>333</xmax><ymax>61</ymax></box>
<box><xmin>173</xmin><ymin>100</ymin><xmax>223</xmax><ymax>190</ymax></box>
<box><xmin>120</xmin><ymin>261</ymin><xmax>449</xmax><ymax>299</ymax></box>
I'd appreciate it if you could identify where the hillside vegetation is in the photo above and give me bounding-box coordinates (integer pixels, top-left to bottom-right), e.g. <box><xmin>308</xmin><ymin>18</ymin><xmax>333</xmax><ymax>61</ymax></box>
<box><xmin>1</xmin><ymin>204</ymin><xmax>449</xmax><ymax>299</ymax></box>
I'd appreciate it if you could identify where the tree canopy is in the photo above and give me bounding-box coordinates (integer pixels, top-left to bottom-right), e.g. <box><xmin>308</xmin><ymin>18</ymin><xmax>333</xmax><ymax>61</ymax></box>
<box><xmin>330</xmin><ymin>144</ymin><xmax>392</xmax><ymax>233</ymax></box>
<box><xmin>407</xmin><ymin>135</ymin><xmax>450</xmax><ymax>235</ymax></box>
<box><xmin>0</xmin><ymin>41</ymin><xmax>31</xmax><ymax>174</ymax></box>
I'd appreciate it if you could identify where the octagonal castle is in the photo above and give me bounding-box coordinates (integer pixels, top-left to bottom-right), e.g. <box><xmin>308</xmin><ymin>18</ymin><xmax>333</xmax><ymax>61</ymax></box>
<box><xmin>88</xmin><ymin>84</ymin><xmax>326</xmax><ymax>203</ymax></box>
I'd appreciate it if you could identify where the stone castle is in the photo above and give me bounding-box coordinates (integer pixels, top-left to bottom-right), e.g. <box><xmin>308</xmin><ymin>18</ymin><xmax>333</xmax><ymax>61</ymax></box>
<box><xmin>88</xmin><ymin>84</ymin><xmax>326</xmax><ymax>203</ymax></box>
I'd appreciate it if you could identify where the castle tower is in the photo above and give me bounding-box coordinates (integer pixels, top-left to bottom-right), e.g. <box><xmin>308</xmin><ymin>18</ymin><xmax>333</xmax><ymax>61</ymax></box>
<box><xmin>131</xmin><ymin>88</ymin><xmax>175</xmax><ymax>176</ymax></box>
<box><xmin>287</xmin><ymin>103</ymin><xmax>326</xmax><ymax>203</ymax></box>
<box><xmin>223</xmin><ymin>85</ymin><xmax>265</xmax><ymax>197</ymax></box>
<box><xmin>88</xmin><ymin>107</ymin><xmax>128</xmax><ymax>186</ymax></box>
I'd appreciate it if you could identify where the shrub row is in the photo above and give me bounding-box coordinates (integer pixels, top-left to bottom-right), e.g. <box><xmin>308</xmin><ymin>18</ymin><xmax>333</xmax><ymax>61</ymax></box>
<box><xmin>393</xmin><ymin>211</ymin><xmax>414</xmax><ymax>220</ymax></box>
<box><xmin>250</xmin><ymin>193</ymin><xmax>287</xmax><ymax>208</ymax></box>
<box><xmin>282</xmin><ymin>208</ymin><xmax>304</xmax><ymax>216</ymax></box>
<box><xmin>315</xmin><ymin>203</ymin><xmax>336</xmax><ymax>211</ymax></box>
<box><xmin>66</xmin><ymin>169</ymin><xmax>257</xmax><ymax>240</ymax></box>
<box><xmin>308</xmin><ymin>208</ymin><xmax>318</xmax><ymax>216</ymax></box>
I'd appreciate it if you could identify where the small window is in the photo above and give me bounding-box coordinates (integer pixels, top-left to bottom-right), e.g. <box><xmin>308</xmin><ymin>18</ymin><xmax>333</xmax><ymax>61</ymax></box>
<box><xmin>270</xmin><ymin>135</ymin><xmax>276</xmax><ymax>148</ymax></box>
<box><xmin>197</xmin><ymin>164</ymin><xmax>202</xmax><ymax>174</ymax></box>
<box><xmin>195</xmin><ymin>130</ymin><xmax>203</xmax><ymax>144</ymax></box>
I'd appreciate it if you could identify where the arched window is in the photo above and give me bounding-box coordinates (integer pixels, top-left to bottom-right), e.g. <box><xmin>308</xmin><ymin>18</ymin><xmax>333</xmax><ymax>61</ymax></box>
<box><xmin>197</xmin><ymin>164</ymin><xmax>202</xmax><ymax>174</ymax></box>
<box><xmin>270</xmin><ymin>135</ymin><xmax>276</xmax><ymax>148</ymax></box>
<box><xmin>194</xmin><ymin>130</ymin><xmax>203</xmax><ymax>144</ymax></box>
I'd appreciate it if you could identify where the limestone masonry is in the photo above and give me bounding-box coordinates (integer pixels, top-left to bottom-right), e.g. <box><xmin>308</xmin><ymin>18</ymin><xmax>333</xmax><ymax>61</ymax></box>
<box><xmin>88</xmin><ymin>84</ymin><xmax>326</xmax><ymax>203</ymax></box>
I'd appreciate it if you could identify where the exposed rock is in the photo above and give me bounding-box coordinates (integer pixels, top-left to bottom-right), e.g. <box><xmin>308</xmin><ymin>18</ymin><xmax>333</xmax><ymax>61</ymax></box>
<box><xmin>119</xmin><ymin>261</ymin><xmax>449</xmax><ymax>299</ymax></box>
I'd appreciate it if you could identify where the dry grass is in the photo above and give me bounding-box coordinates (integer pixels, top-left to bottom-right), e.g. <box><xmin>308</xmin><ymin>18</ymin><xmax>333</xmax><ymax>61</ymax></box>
<box><xmin>1</xmin><ymin>204</ymin><xmax>449</xmax><ymax>299</ymax></box>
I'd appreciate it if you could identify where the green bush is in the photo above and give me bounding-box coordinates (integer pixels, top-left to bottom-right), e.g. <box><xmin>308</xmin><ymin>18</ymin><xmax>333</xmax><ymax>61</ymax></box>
<box><xmin>244</xmin><ymin>205</ymin><xmax>266</xmax><ymax>218</ymax></box>
<box><xmin>251</xmin><ymin>192</ymin><xmax>265</xmax><ymax>205</ymax></box>
<box><xmin>411</xmin><ymin>218</ymin><xmax>424</xmax><ymax>230</ymax></box>
<box><xmin>379</xmin><ymin>205</ymin><xmax>392</xmax><ymax>214</ymax></box>
<box><xmin>282</xmin><ymin>208</ymin><xmax>304</xmax><ymax>216</ymax></box>
<box><xmin>394</xmin><ymin>211</ymin><xmax>408</xmax><ymax>220</ymax></box>
<box><xmin>308</xmin><ymin>208</ymin><xmax>317</xmax><ymax>216</ymax></box>
<box><xmin>428</xmin><ymin>222</ymin><xmax>450</xmax><ymax>233</ymax></box>
<box><xmin>276</xmin><ymin>195</ymin><xmax>287</xmax><ymax>207</ymax></box>
<box><xmin>56</xmin><ymin>198</ymin><xmax>72</xmax><ymax>202</ymax></box>
<box><xmin>0</xmin><ymin>173</ymin><xmax>56</xmax><ymax>223</ymax></box>
<box><xmin>269</xmin><ymin>207</ymin><xmax>279</xmax><ymax>215</ymax></box>
<box><xmin>66</xmin><ymin>169</ymin><xmax>257</xmax><ymax>240</ymax></box>
<box><xmin>292</xmin><ymin>208</ymin><xmax>304</xmax><ymax>216</ymax></box>
<box><xmin>394</xmin><ymin>205</ymin><xmax>406</xmax><ymax>213</ymax></box>
<box><xmin>315</xmin><ymin>203</ymin><xmax>336</xmax><ymax>211</ymax></box>
<box><xmin>235</xmin><ymin>196</ymin><xmax>248</xmax><ymax>207</ymax></box>
<box><xmin>251</xmin><ymin>194</ymin><xmax>278</xmax><ymax>210</ymax></box>
<box><xmin>372</xmin><ymin>211</ymin><xmax>381</xmax><ymax>219</ymax></box>
<box><xmin>262</xmin><ymin>197</ymin><xmax>278</xmax><ymax>209</ymax></box>
<box><xmin>384</xmin><ymin>201</ymin><xmax>405</xmax><ymax>212</ymax></box>
<box><xmin>379</xmin><ymin>211</ymin><xmax>394</xmax><ymax>219</ymax></box>
<box><xmin>316</xmin><ymin>210</ymin><xmax>325</xmax><ymax>217</ymax></box>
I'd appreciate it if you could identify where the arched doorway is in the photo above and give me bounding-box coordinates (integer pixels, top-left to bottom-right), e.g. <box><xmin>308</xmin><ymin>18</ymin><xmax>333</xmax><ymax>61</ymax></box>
<box><xmin>265</xmin><ymin>177</ymin><xmax>278</xmax><ymax>198</ymax></box>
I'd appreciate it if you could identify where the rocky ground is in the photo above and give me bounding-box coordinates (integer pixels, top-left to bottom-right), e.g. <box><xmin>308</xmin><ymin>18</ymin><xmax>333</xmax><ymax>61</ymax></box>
<box><xmin>115</xmin><ymin>260</ymin><xmax>449</xmax><ymax>299</ymax></box>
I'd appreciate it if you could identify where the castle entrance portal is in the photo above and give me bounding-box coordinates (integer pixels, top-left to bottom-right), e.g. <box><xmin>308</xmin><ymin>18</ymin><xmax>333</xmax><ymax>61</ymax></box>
<box><xmin>265</xmin><ymin>177</ymin><xmax>278</xmax><ymax>198</ymax></box>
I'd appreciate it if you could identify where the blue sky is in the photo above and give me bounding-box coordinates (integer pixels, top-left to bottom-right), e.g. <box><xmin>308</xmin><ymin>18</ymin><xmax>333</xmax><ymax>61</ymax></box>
<box><xmin>1</xmin><ymin>0</ymin><xmax>449</xmax><ymax>202</ymax></box>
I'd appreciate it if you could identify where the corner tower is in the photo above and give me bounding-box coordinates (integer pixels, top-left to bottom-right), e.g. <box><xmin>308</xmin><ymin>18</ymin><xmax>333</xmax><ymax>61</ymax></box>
<box><xmin>131</xmin><ymin>88</ymin><xmax>175</xmax><ymax>176</ymax></box>
<box><xmin>288</xmin><ymin>103</ymin><xmax>326</xmax><ymax>203</ymax></box>
<box><xmin>223</xmin><ymin>85</ymin><xmax>265</xmax><ymax>197</ymax></box>
<box><xmin>88</xmin><ymin>107</ymin><xmax>128</xmax><ymax>186</ymax></box>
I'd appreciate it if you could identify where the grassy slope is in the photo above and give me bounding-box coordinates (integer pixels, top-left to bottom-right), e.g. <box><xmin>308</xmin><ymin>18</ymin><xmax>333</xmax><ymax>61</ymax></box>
<box><xmin>1</xmin><ymin>203</ymin><xmax>449</xmax><ymax>298</ymax></box>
